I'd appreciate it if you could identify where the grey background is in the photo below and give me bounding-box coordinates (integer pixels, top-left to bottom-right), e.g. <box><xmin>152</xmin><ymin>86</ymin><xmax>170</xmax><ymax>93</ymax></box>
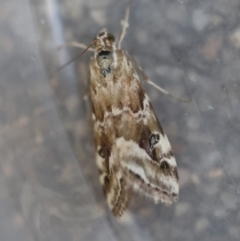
<box><xmin>0</xmin><ymin>0</ymin><xmax>240</xmax><ymax>240</ymax></box>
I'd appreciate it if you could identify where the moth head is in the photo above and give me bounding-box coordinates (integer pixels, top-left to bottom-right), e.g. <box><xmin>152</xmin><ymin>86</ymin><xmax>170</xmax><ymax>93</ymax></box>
<box><xmin>94</xmin><ymin>29</ymin><xmax>116</xmax><ymax>49</ymax></box>
<box><xmin>94</xmin><ymin>30</ymin><xmax>116</xmax><ymax>77</ymax></box>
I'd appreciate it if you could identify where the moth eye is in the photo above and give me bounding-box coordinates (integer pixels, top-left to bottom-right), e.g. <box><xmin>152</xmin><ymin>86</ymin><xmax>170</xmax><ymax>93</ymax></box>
<box><xmin>98</xmin><ymin>31</ymin><xmax>105</xmax><ymax>37</ymax></box>
<box><xmin>107</xmin><ymin>33</ymin><xmax>115</xmax><ymax>42</ymax></box>
<box><xmin>149</xmin><ymin>133</ymin><xmax>160</xmax><ymax>149</ymax></box>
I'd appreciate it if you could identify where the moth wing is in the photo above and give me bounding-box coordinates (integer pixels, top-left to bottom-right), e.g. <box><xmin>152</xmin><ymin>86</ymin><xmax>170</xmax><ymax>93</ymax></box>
<box><xmin>91</xmin><ymin>50</ymin><xmax>178</xmax><ymax>217</ymax></box>
<box><xmin>93</xmin><ymin>94</ymin><xmax>179</xmax><ymax>217</ymax></box>
<box><xmin>94</xmin><ymin>127</ymin><xmax>130</xmax><ymax>217</ymax></box>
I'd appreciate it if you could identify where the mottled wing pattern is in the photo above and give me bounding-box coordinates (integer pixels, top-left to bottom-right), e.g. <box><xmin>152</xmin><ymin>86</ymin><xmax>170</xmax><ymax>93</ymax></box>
<box><xmin>90</xmin><ymin>46</ymin><xmax>179</xmax><ymax>217</ymax></box>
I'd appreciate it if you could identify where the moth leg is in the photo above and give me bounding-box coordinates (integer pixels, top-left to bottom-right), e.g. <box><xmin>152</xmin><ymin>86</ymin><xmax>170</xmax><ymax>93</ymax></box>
<box><xmin>126</xmin><ymin>52</ymin><xmax>192</xmax><ymax>103</ymax></box>
<box><xmin>117</xmin><ymin>1</ymin><xmax>132</xmax><ymax>49</ymax></box>
<box><xmin>58</xmin><ymin>41</ymin><xmax>95</xmax><ymax>52</ymax></box>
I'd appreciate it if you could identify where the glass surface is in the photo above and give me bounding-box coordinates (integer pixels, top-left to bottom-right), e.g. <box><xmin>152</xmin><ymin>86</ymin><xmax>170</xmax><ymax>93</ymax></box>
<box><xmin>0</xmin><ymin>0</ymin><xmax>239</xmax><ymax>240</ymax></box>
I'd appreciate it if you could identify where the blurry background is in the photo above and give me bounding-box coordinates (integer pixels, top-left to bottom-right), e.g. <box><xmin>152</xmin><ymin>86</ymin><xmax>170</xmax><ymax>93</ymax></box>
<box><xmin>0</xmin><ymin>0</ymin><xmax>240</xmax><ymax>240</ymax></box>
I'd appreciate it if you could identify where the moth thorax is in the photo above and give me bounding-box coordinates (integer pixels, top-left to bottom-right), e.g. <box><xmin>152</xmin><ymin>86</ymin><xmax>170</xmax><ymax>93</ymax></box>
<box><xmin>96</xmin><ymin>50</ymin><xmax>114</xmax><ymax>77</ymax></box>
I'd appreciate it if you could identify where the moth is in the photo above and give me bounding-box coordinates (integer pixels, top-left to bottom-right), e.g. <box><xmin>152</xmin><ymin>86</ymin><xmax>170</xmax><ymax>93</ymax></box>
<box><xmin>65</xmin><ymin>5</ymin><xmax>179</xmax><ymax>217</ymax></box>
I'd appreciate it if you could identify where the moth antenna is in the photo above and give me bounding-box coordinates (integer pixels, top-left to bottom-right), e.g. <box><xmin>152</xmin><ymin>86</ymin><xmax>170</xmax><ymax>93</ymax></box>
<box><xmin>49</xmin><ymin>41</ymin><xmax>95</xmax><ymax>78</ymax></box>
<box><xmin>125</xmin><ymin>51</ymin><xmax>192</xmax><ymax>103</ymax></box>
<box><xmin>57</xmin><ymin>41</ymin><xmax>95</xmax><ymax>51</ymax></box>
<box><xmin>117</xmin><ymin>0</ymin><xmax>133</xmax><ymax>49</ymax></box>
<box><xmin>146</xmin><ymin>80</ymin><xmax>192</xmax><ymax>103</ymax></box>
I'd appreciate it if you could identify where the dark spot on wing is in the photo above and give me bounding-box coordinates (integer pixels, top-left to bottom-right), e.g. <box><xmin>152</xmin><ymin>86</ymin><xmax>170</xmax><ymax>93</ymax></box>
<box><xmin>160</xmin><ymin>160</ymin><xmax>179</xmax><ymax>180</ymax></box>
<box><xmin>138</xmin><ymin>88</ymin><xmax>145</xmax><ymax>110</ymax></box>
<box><xmin>160</xmin><ymin>160</ymin><xmax>171</xmax><ymax>172</ymax></box>
<box><xmin>149</xmin><ymin>133</ymin><xmax>160</xmax><ymax>150</ymax></box>
<box><xmin>103</xmin><ymin>176</ymin><xmax>110</xmax><ymax>196</ymax></box>
<box><xmin>98</xmin><ymin>147</ymin><xmax>106</xmax><ymax>158</ymax></box>
<box><xmin>173</xmin><ymin>166</ymin><xmax>179</xmax><ymax>181</ymax></box>
<box><xmin>139</xmin><ymin>127</ymin><xmax>152</xmax><ymax>157</ymax></box>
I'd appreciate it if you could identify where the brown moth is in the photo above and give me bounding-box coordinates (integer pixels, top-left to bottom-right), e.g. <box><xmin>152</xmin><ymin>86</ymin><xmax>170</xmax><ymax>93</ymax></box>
<box><xmin>86</xmin><ymin>6</ymin><xmax>179</xmax><ymax>217</ymax></box>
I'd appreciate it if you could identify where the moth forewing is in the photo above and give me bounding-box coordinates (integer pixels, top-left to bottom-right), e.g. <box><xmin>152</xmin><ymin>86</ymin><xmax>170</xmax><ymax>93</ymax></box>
<box><xmin>89</xmin><ymin>26</ymin><xmax>179</xmax><ymax>217</ymax></box>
